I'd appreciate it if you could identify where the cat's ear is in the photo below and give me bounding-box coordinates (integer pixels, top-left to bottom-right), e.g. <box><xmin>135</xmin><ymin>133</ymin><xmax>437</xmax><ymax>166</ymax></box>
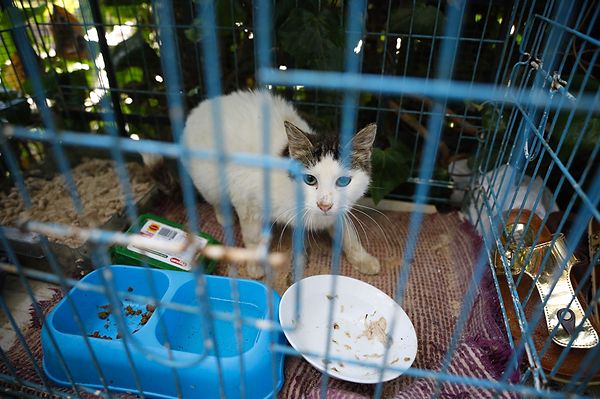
<box><xmin>284</xmin><ymin>121</ymin><xmax>313</xmax><ymax>159</ymax></box>
<box><xmin>350</xmin><ymin>123</ymin><xmax>377</xmax><ymax>171</ymax></box>
<box><xmin>352</xmin><ymin>123</ymin><xmax>377</xmax><ymax>152</ymax></box>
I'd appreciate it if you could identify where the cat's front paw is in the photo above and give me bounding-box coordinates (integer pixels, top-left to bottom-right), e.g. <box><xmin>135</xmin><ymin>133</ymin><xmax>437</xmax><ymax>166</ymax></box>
<box><xmin>347</xmin><ymin>251</ymin><xmax>381</xmax><ymax>275</ymax></box>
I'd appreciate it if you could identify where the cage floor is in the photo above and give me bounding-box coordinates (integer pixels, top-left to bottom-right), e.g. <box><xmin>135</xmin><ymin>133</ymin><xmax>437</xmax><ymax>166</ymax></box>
<box><xmin>0</xmin><ymin>199</ymin><xmax>516</xmax><ymax>398</ymax></box>
<box><xmin>0</xmin><ymin>276</ymin><xmax>56</xmax><ymax>351</ymax></box>
<box><xmin>152</xmin><ymin>199</ymin><xmax>515</xmax><ymax>398</ymax></box>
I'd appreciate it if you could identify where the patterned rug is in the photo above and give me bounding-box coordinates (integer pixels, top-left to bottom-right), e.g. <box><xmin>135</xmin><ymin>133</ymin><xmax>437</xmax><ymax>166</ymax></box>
<box><xmin>1</xmin><ymin>202</ymin><xmax>517</xmax><ymax>398</ymax></box>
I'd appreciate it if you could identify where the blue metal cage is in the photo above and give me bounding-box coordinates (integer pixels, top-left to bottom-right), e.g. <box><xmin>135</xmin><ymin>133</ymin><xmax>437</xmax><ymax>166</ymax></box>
<box><xmin>0</xmin><ymin>0</ymin><xmax>598</xmax><ymax>397</ymax></box>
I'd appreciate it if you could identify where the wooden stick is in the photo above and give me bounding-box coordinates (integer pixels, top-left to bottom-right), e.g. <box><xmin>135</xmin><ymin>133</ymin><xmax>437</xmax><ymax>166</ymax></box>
<box><xmin>19</xmin><ymin>220</ymin><xmax>289</xmax><ymax>269</ymax></box>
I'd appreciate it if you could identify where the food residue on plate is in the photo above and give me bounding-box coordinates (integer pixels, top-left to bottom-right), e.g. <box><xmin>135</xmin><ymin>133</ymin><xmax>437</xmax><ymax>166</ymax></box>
<box><xmin>359</xmin><ymin>316</ymin><xmax>393</xmax><ymax>348</ymax></box>
<box><xmin>363</xmin><ymin>353</ymin><xmax>383</xmax><ymax>359</ymax></box>
<box><xmin>344</xmin><ymin>344</ymin><xmax>352</xmax><ymax>350</ymax></box>
<box><xmin>333</xmin><ymin>322</ymin><xmax>340</xmax><ymax>330</ymax></box>
<box><xmin>326</xmin><ymin>294</ymin><xmax>338</xmax><ymax>300</ymax></box>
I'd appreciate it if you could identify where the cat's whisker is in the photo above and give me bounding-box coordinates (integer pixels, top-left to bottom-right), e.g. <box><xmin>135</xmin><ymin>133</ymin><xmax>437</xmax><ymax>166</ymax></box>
<box><xmin>351</xmin><ymin>207</ymin><xmax>387</xmax><ymax>235</ymax></box>
<box><xmin>307</xmin><ymin>212</ymin><xmax>319</xmax><ymax>250</ymax></box>
<box><xmin>346</xmin><ymin>211</ymin><xmax>369</xmax><ymax>241</ymax></box>
<box><xmin>271</xmin><ymin>206</ymin><xmax>297</xmax><ymax>227</ymax></box>
<box><xmin>271</xmin><ymin>207</ymin><xmax>296</xmax><ymax>251</ymax></box>
<box><xmin>350</xmin><ymin>207</ymin><xmax>394</xmax><ymax>255</ymax></box>
<box><xmin>353</xmin><ymin>203</ymin><xmax>394</xmax><ymax>226</ymax></box>
<box><xmin>342</xmin><ymin>214</ymin><xmax>359</xmax><ymax>243</ymax></box>
<box><xmin>347</xmin><ymin>208</ymin><xmax>380</xmax><ymax>237</ymax></box>
<box><xmin>312</xmin><ymin>223</ymin><xmax>321</xmax><ymax>249</ymax></box>
<box><xmin>300</xmin><ymin>209</ymin><xmax>312</xmax><ymax>258</ymax></box>
<box><xmin>345</xmin><ymin>212</ymin><xmax>375</xmax><ymax>256</ymax></box>
<box><xmin>274</xmin><ymin>207</ymin><xmax>299</xmax><ymax>225</ymax></box>
<box><xmin>276</xmin><ymin>211</ymin><xmax>296</xmax><ymax>252</ymax></box>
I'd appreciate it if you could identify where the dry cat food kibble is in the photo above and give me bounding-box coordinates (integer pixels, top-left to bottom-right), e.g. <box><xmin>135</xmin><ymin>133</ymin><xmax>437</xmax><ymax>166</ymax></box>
<box><xmin>89</xmin><ymin>331</ymin><xmax>112</xmax><ymax>340</ymax></box>
<box><xmin>140</xmin><ymin>305</ymin><xmax>156</xmax><ymax>326</ymax></box>
<box><xmin>93</xmin><ymin>301</ymin><xmax>156</xmax><ymax>338</ymax></box>
<box><xmin>124</xmin><ymin>305</ymin><xmax>142</xmax><ymax>316</ymax></box>
<box><xmin>0</xmin><ymin>158</ymin><xmax>154</xmax><ymax>247</ymax></box>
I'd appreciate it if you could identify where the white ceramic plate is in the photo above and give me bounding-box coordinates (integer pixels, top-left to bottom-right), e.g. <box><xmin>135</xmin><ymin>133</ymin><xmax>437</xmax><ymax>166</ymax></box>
<box><xmin>279</xmin><ymin>275</ymin><xmax>418</xmax><ymax>384</ymax></box>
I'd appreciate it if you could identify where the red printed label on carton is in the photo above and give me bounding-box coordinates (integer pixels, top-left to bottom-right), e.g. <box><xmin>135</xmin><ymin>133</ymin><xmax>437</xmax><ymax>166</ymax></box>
<box><xmin>127</xmin><ymin>220</ymin><xmax>207</xmax><ymax>271</ymax></box>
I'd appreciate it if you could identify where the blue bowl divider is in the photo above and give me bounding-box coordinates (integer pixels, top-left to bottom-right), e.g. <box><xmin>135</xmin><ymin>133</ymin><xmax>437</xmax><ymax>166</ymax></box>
<box><xmin>42</xmin><ymin>265</ymin><xmax>284</xmax><ymax>398</ymax></box>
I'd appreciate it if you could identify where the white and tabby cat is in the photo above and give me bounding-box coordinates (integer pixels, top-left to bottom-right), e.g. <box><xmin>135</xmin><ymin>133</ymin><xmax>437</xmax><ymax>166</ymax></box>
<box><xmin>182</xmin><ymin>90</ymin><xmax>380</xmax><ymax>278</ymax></box>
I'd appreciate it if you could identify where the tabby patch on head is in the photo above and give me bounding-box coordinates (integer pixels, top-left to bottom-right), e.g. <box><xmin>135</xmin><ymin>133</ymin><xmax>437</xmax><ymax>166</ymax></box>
<box><xmin>281</xmin><ymin>121</ymin><xmax>377</xmax><ymax>224</ymax></box>
<box><xmin>283</xmin><ymin>121</ymin><xmax>377</xmax><ymax>173</ymax></box>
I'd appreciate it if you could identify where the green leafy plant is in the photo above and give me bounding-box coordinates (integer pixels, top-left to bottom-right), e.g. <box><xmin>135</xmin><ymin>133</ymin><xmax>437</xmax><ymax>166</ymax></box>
<box><xmin>369</xmin><ymin>142</ymin><xmax>412</xmax><ymax>204</ymax></box>
<box><xmin>111</xmin><ymin>32</ymin><xmax>162</xmax><ymax>78</ymax></box>
<box><xmin>389</xmin><ymin>2</ymin><xmax>446</xmax><ymax>35</ymax></box>
<box><xmin>278</xmin><ymin>6</ymin><xmax>344</xmax><ymax>71</ymax></box>
<box><xmin>0</xmin><ymin>5</ymin><xmax>46</xmax><ymax>66</ymax></box>
<box><xmin>552</xmin><ymin>113</ymin><xmax>600</xmax><ymax>164</ymax></box>
<box><xmin>0</xmin><ymin>0</ymin><xmax>528</xmax><ymax>207</ymax></box>
<box><xmin>184</xmin><ymin>0</ymin><xmax>246</xmax><ymax>43</ymax></box>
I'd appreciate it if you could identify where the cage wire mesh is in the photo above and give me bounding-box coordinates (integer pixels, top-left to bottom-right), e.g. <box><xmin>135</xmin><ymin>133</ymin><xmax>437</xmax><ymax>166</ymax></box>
<box><xmin>0</xmin><ymin>0</ymin><xmax>598</xmax><ymax>397</ymax></box>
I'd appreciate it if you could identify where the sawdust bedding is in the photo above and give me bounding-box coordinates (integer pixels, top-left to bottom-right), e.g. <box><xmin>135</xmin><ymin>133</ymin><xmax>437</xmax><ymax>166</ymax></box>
<box><xmin>0</xmin><ymin>158</ymin><xmax>154</xmax><ymax>248</ymax></box>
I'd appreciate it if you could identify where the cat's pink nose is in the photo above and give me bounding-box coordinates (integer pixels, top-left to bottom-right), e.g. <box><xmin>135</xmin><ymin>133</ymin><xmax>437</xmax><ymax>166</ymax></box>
<box><xmin>317</xmin><ymin>201</ymin><xmax>333</xmax><ymax>213</ymax></box>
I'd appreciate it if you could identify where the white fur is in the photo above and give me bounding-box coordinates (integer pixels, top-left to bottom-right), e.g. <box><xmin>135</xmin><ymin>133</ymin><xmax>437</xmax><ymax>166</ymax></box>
<box><xmin>183</xmin><ymin>90</ymin><xmax>379</xmax><ymax>277</ymax></box>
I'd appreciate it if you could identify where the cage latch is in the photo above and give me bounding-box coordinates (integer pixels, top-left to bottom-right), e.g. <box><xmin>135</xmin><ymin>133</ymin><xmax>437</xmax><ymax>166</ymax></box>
<box><xmin>523</xmin><ymin>52</ymin><xmax>542</xmax><ymax>70</ymax></box>
<box><xmin>550</xmin><ymin>71</ymin><xmax>567</xmax><ymax>93</ymax></box>
<box><xmin>557</xmin><ymin>308</ymin><xmax>576</xmax><ymax>337</ymax></box>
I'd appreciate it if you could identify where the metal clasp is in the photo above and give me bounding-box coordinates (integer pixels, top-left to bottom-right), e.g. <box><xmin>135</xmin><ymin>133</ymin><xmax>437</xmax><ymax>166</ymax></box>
<box><xmin>520</xmin><ymin>52</ymin><xmax>542</xmax><ymax>70</ymax></box>
<box><xmin>550</xmin><ymin>71</ymin><xmax>567</xmax><ymax>92</ymax></box>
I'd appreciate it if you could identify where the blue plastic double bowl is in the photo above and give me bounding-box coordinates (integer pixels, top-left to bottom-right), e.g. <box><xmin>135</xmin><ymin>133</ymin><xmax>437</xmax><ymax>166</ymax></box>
<box><xmin>42</xmin><ymin>265</ymin><xmax>284</xmax><ymax>398</ymax></box>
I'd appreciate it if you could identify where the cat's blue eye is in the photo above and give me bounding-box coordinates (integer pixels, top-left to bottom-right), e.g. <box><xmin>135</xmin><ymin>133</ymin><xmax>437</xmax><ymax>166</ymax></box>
<box><xmin>336</xmin><ymin>176</ymin><xmax>352</xmax><ymax>187</ymax></box>
<box><xmin>303</xmin><ymin>174</ymin><xmax>317</xmax><ymax>186</ymax></box>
